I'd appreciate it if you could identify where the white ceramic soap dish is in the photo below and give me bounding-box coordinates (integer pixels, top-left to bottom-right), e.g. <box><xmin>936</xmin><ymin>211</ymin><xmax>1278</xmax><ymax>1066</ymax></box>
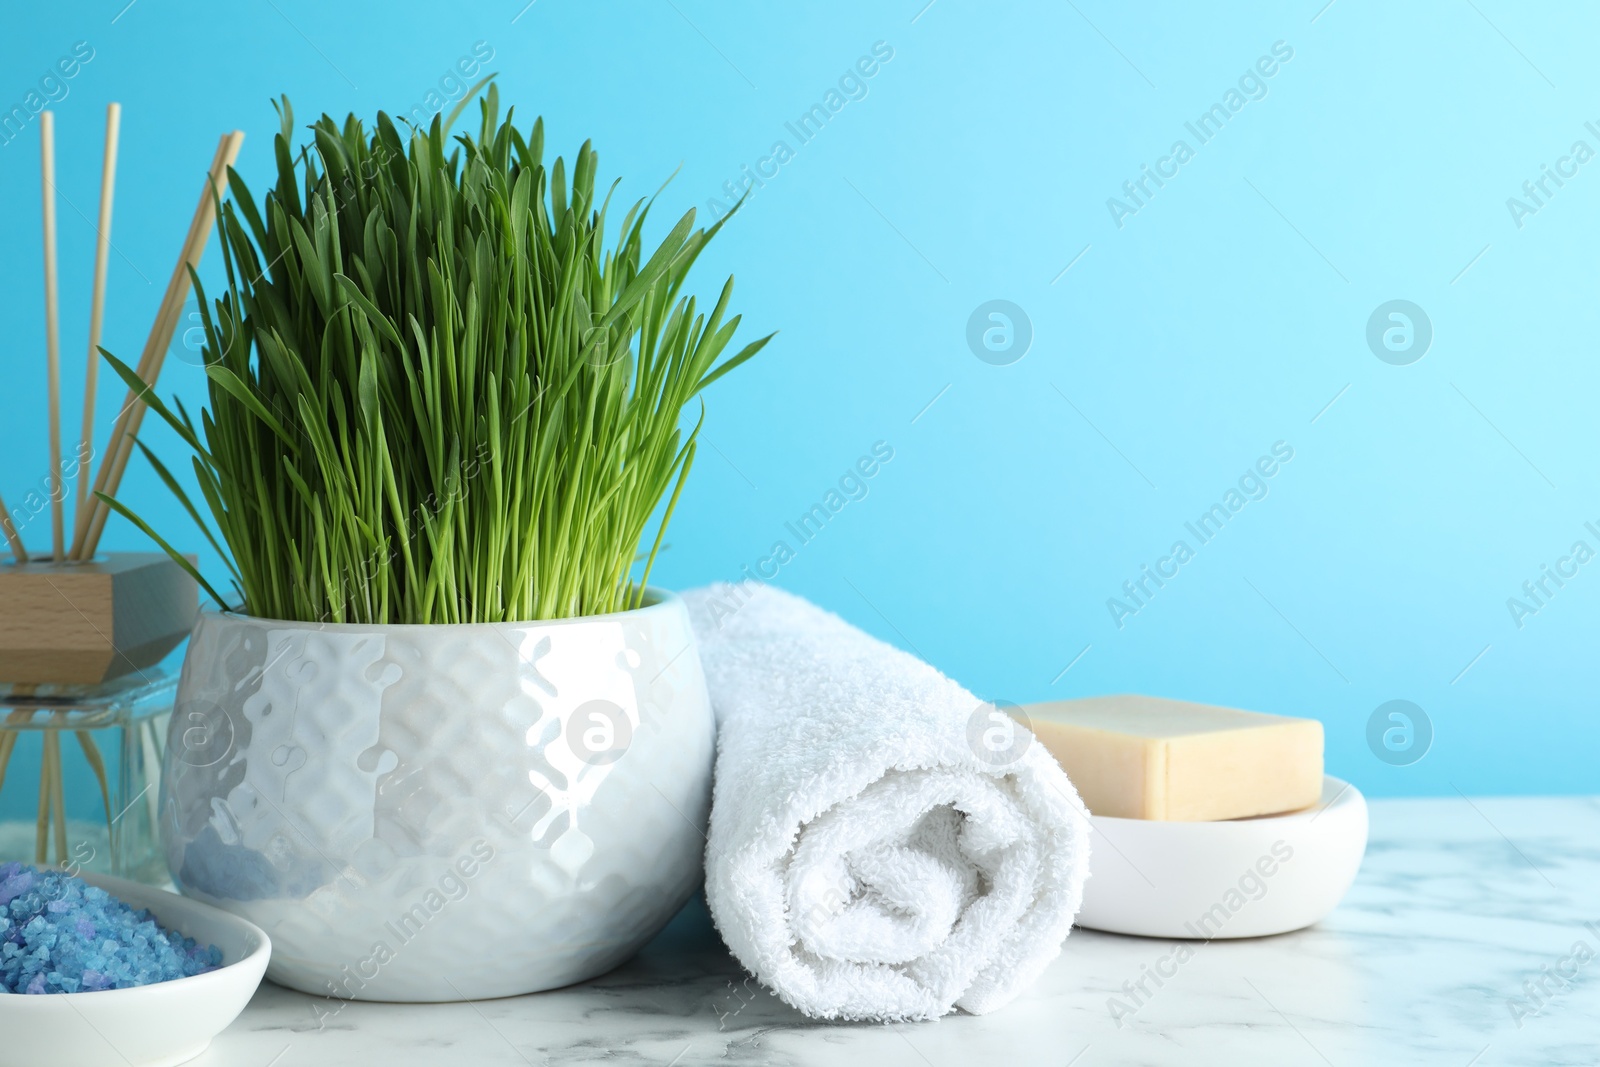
<box><xmin>0</xmin><ymin>872</ymin><xmax>270</xmax><ymax>1067</ymax></box>
<box><xmin>1076</xmin><ymin>775</ymin><xmax>1367</xmax><ymax>939</ymax></box>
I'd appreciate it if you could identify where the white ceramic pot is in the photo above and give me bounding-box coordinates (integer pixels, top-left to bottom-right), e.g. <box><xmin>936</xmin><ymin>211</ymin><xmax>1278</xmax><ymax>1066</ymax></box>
<box><xmin>160</xmin><ymin>589</ymin><xmax>713</xmax><ymax>1001</ymax></box>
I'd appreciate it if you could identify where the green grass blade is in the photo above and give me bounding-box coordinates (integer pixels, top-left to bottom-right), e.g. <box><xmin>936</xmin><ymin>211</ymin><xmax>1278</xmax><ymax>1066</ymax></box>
<box><xmin>93</xmin><ymin>492</ymin><xmax>232</xmax><ymax>609</ymax></box>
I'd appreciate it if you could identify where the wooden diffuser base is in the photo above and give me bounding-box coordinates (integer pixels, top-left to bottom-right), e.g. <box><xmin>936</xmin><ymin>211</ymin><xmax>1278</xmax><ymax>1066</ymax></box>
<box><xmin>0</xmin><ymin>552</ymin><xmax>197</xmax><ymax>685</ymax></box>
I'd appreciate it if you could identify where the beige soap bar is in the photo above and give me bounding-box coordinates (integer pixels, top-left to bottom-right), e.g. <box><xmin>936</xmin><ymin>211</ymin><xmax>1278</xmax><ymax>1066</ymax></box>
<box><xmin>1016</xmin><ymin>695</ymin><xmax>1323</xmax><ymax>821</ymax></box>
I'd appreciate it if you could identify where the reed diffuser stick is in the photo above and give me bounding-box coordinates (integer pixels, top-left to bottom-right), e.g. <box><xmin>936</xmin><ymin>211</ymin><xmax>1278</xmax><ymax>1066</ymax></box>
<box><xmin>0</xmin><ymin>491</ymin><xmax>25</xmax><ymax>561</ymax></box>
<box><xmin>77</xmin><ymin>103</ymin><xmax>122</xmax><ymax>524</ymax></box>
<box><xmin>73</xmin><ymin>131</ymin><xmax>243</xmax><ymax>560</ymax></box>
<box><xmin>46</xmin><ymin>731</ymin><xmax>68</xmax><ymax>862</ymax></box>
<box><xmin>68</xmin><ymin>137</ymin><xmax>226</xmax><ymax>560</ymax></box>
<box><xmin>40</xmin><ymin>112</ymin><xmax>64</xmax><ymax>563</ymax></box>
<box><xmin>34</xmin><ymin>740</ymin><xmax>51</xmax><ymax>863</ymax></box>
<box><xmin>70</xmin><ymin>135</ymin><xmax>227</xmax><ymax>559</ymax></box>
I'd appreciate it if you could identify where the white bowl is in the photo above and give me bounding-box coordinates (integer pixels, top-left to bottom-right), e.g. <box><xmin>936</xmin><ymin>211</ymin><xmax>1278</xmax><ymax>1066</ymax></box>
<box><xmin>1076</xmin><ymin>775</ymin><xmax>1367</xmax><ymax>938</ymax></box>
<box><xmin>0</xmin><ymin>871</ymin><xmax>270</xmax><ymax>1067</ymax></box>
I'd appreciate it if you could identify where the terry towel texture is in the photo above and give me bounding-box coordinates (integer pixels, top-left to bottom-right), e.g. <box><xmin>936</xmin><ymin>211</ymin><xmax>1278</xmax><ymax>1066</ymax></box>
<box><xmin>683</xmin><ymin>583</ymin><xmax>1091</xmax><ymax>1022</ymax></box>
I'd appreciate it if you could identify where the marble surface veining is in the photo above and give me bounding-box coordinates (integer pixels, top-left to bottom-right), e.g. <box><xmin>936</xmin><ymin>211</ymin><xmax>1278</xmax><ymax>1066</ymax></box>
<box><xmin>195</xmin><ymin>795</ymin><xmax>1600</xmax><ymax>1066</ymax></box>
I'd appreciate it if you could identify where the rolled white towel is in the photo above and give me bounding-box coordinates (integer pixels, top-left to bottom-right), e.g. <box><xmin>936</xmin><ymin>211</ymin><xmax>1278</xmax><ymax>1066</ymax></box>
<box><xmin>682</xmin><ymin>583</ymin><xmax>1091</xmax><ymax>1022</ymax></box>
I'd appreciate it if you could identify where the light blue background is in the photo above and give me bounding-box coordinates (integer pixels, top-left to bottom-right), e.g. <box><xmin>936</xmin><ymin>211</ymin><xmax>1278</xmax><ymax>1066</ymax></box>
<box><xmin>2</xmin><ymin>1</ymin><xmax>1595</xmax><ymax>799</ymax></box>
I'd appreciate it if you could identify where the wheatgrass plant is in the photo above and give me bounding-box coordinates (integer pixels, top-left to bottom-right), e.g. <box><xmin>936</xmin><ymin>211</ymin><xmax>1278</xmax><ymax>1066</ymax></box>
<box><xmin>100</xmin><ymin>85</ymin><xmax>770</xmax><ymax>623</ymax></box>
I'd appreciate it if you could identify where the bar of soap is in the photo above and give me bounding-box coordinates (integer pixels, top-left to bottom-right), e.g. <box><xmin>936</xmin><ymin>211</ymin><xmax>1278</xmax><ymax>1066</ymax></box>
<box><xmin>1015</xmin><ymin>695</ymin><xmax>1323</xmax><ymax>821</ymax></box>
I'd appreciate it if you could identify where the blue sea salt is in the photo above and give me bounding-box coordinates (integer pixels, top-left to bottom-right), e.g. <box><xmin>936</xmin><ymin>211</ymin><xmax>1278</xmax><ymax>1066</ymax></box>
<box><xmin>0</xmin><ymin>862</ymin><xmax>221</xmax><ymax>994</ymax></box>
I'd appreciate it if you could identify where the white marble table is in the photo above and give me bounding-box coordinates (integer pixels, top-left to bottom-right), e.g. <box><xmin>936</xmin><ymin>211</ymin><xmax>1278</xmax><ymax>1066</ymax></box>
<box><xmin>197</xmin><ymin>796</ymin><xmax>1600</xmax><ymax>1066</ymax></box>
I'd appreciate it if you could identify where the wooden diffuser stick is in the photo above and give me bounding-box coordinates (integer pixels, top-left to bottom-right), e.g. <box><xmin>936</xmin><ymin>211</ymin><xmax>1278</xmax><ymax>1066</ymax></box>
<box><xmin>77</xmin><ymin>103</ymin><xmax>122</xmax><ymax>524</ymax></box>
<box><xmin>40</xmin><ymin>111</ymin><xmax>64</xmax><ymax>563</ymax></box>
<box><xmin>0</xmin><ymin>490</ymin><xmax>26</xmax><ymax>561</ymax></box>
<box><xmin>70</xmin><ymin>134</ymin><xmax>229</xmax><ymax>559</ymax></box>
<box><xmin>73</xmin><ymin>130</ymin><xmax>243</xmax><ymax>561</ymax></box>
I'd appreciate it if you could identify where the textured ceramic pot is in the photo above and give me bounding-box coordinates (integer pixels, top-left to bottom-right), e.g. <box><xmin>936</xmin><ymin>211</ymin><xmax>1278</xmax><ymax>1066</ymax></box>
<box><xmin>160</xmin><ymin>589</ymin><xmax>713</xmax><ymax>1001</ymax></box>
